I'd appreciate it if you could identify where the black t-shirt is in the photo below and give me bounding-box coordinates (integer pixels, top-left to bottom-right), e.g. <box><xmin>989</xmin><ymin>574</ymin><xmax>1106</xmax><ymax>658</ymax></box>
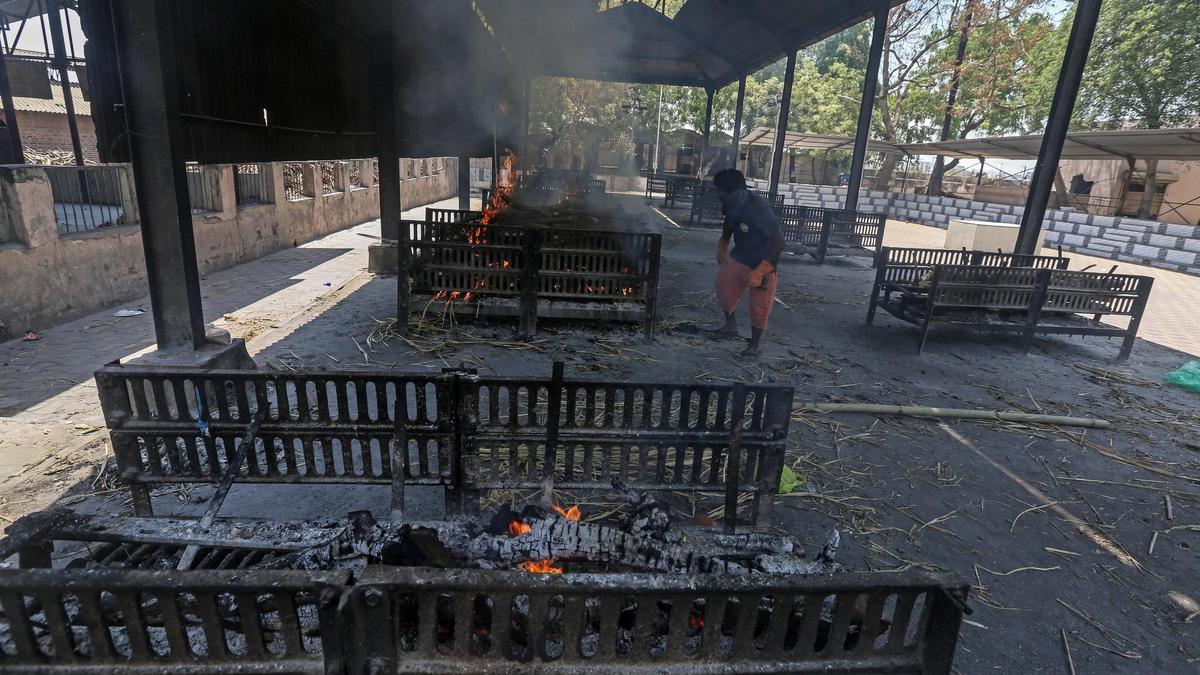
<box><xmin>726</xmin><ymin>193</ymin><xmax>782</xmax><ymax>268</ymax></box>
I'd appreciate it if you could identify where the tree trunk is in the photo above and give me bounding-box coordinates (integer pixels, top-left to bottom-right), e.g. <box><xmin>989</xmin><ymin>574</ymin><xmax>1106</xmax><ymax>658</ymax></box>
<box><xmin>1137</xmin><ymin>158</ymin><xmax>1158</xmax><ymax>219</ymax></box>
<box><xmin>875</xmin><ymin>152</ymin><xmax>897</xmax><ymax>190</ymax></box>
<box><xmin>927</xmin><ymin>0</ymin><xmax>975</xmax><ymax>197</ymax></box>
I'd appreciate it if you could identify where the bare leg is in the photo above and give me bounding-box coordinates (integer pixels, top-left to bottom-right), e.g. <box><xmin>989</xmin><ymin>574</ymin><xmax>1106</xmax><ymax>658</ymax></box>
<box><xmin>741</xmin><ymin>327</ymin><xmax>764</xmax><ymax>356</ymax></box>
<box><xmin>711</xmin><ymin>311</ymin><xmax>739</xmax><ymax>337</ymax></box>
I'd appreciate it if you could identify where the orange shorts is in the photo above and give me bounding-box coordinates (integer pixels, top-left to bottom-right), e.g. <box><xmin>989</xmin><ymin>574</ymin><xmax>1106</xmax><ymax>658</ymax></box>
<box><xmin>716</xmin><ymin>259</ymin><xmax>777</xmax><ymax>330</ymax></box>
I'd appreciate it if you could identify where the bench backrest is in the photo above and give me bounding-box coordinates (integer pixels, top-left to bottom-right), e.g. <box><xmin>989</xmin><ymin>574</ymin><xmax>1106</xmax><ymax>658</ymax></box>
<box><xmin>877</xmin><ymin>246</ymin><xmax>1070</xmax><ymax>288</ymax></box>
<box><xmin>1044</xmin><ymin>270</ymin><xmax>1153</xmax><ymax>316</ymax></box>
<box><xmin>778</xmin><ymin>206</ymin><xmax>886</xmax><ymax>251</ymax></box>
<box><xmin>928</xmin><ymin>266</ymin><xmax>1153</xmax><ymax>317</ymax></box>
<box><xmin>930</xmin><ymin>266</ymin><xmax>1045</xmax><ymax>310</ymax></box>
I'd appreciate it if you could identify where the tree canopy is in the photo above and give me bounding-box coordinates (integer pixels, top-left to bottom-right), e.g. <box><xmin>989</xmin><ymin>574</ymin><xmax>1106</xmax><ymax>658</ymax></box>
<box><xmin>527</xmin><ymin>0</ymin><xmax>1199</xmax><ymax>178</ymax></box>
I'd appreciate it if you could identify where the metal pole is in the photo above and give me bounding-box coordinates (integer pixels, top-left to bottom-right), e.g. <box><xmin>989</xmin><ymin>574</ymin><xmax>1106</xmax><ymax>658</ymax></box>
<box><xmin>519</xmin><ymin>75</ymin><xmax>530</xmax><ymax>171</ymax></box>
<box><xmin>46</xmin><ymin>0</ymin><xmax>85</xmax><ymax>166</ymax></box>
<box><xmin>699</xmin><ymin>85</ymin><xmax>714</xmax><ymax>176</ymax></box>
<box><xmin>730</xmin><ymin>76</ymin><xmax>745</xmax><ymax>170</ymax></box>
<box><xmin>768</xmin><ymin>51</ymin><xmax>796</xmax><ymax>200</ymax></box>
<box><xmin>373</xmin><ymin>0</ymin><xmax>406</xmax><ymax>334</ymax></box>
<box><xmin>1015</xmin><ymin>0</ymin><xmax>1102</xmax><ymax>256</ymax></box>
<box><xmin>457</xmin><ymin>154</ymin><xmax>471</xmax><ymax>210</ymax></box>
<box><xmin>112</xmin><ymin>0</ymin><xmax>205</xmax><ymax>350</ymax></box>
<box><xmin>846</xmin><ymin>1</ymin><xmax>888</xmax><ymax>212</ymax></box>
<box><xmin>0</xmin><ymin>50</ymin><xmax>23</xmax><ymax>163</ymax></box>
<box><xmin>653</xmin><ymin>84</ymin><xmax>663</xmax><ymax>173</ymax></box>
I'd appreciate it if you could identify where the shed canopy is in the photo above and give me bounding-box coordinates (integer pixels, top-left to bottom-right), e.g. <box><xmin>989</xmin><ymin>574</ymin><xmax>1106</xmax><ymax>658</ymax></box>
<box><xmin>476</xmin><ymin>0</ymin><xmax>905</xmax><ymax>87</ymax></box>
<box><xmin>899</xmin><ymin>128</ymin><xmax>1200</xmax><ymax>162</ymax></box>
<box><xmin>740</xmin><ymin>127</ymin><xmax>904</xmax><ymax>155</ymax></box>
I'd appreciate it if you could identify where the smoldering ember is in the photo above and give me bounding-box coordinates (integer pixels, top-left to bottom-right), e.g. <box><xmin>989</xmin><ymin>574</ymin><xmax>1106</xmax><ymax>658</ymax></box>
<box><xmin>0</xmin><ymin>1</ymin><xmax>1199</xmax><ymax>673</ymax></box>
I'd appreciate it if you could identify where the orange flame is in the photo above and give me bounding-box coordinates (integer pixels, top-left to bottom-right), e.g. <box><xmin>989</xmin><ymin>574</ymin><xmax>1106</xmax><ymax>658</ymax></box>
<box><xmin>508</xmin><ymin>519</ymin><xmax>532</xmax><ymax>537</ymax></box>
<box><xmin>481</xmin><ymin>149</ymin><xmax>516</xmax><ymax>225</ymax></box>
<box><xmin>519</xmin><ymin>559</ymin><xmax>563</xmax><ymax>574</ymax></box>
<box><xmin>552</xmin><ymin>504</ymin><xmax>581</xmax><ymax>521</ymax></box>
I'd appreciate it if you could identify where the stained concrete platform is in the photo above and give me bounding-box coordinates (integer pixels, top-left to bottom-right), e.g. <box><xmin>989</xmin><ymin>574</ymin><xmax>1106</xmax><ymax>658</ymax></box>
<box><xmin>3</xmin><ymin>193</ymin><xmax>1199</xmax><ymax>672</ymax></box>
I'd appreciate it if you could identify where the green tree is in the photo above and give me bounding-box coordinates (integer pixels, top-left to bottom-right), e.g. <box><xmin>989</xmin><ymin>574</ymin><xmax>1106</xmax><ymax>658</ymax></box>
<box><xmin>1072</xmin><ymin>0</ymin><xmax>1200</xmax><ymax>216</ymax></box>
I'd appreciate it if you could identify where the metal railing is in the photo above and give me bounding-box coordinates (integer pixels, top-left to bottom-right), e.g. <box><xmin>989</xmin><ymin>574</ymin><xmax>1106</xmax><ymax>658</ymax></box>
<box><xmin>234</xmin><ymin>163</ymin><xmax>271</xmax><ymax>208</ymax></box>
<box><xmin>349</xmin><ymin>161</ymin><xmax>364</xmax><ymax>189</ymax></box>
<box><xmin>44</xmin><ymin>165</ymin><xmax>139</xmax><ymax>235</ymax></box>
<box><xmin>184</xmin><ymin>163</ymin><xmax>218</xmax><ymax>214</ymax></box>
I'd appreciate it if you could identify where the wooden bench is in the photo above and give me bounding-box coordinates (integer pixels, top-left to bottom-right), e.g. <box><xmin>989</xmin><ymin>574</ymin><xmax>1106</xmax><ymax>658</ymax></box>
<box><xmin>869</xmin><ymin>263</ymin><xmax>1153</xmax><ymax>358</ymax></box>
<box><xmin>868</xmin><ymin>246</ymin><xmax>1071</xmax><ymax>324</ymax></box>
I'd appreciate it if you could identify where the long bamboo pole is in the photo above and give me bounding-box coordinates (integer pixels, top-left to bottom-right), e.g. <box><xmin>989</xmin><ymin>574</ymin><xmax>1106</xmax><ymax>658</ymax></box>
<box><xmin>796</xmin><ymin>403</ymin><xmax>1111</xmax><ymax>429</ymax></box>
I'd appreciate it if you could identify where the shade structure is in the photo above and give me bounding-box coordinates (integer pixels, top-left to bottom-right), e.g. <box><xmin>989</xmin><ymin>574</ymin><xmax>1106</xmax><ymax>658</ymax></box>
<box><xmin>740</xmin><ymin>127</ymin><xmax>905</xmax><ymax>155</ymax></box>
<box><xmin>475</xmin><ymin>0</ymin><xmax>907</xmax><ymax>88</ymax></box>
<box><xmin>900</xmin><ymin>128</ymin><xmax>1200</xmax><ymax>162</ymax></box>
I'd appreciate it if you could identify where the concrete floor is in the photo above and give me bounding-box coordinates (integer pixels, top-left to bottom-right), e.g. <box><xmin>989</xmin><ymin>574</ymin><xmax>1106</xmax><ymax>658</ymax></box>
<box><xmin>3</xmin><ymin>193</ymin><xmax>1199</xmax><ymax>672</ymax></box>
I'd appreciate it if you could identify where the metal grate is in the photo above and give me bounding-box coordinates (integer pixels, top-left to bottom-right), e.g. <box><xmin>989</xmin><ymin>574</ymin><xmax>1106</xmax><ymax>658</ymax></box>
<box><xmin>348</xmin><ymin>162</ymin><xmax>364</xmax><ymax>189</ymax></box>
<box><xmin>93</xmin><ymin>365</ymin><xmax>790</xmax><ymax>524</ymax></box>
<box><xmin>320</xmin><ymin>162</ymin><xmax>341</xmax><ymax>195</ymax></box>
<box><xmin>347</xmin><ymin>567</ymin><xmax>967</xmax><ymax>673</ymax></box>
<box><xmin>403</xmin><ymin>222</ymin><xmax>663</xmax><ymax>341</ymax></box>
<box><xmin>44</xmin><ymin>165</ymin><xmax>139</xmax><ymax>235</ymax></box>
<box><xmin>233</xmin><ymin>163</ymin><xmax>271</xmax><ymax>208</ymax></box>
<box><xmin>0</xmin><ymin>524</ymin><xmax>969</xmax><ymax>674</ymax></box>
<box><xmin>185</xmin><ymin>163</ymin><xmax>218</xmax><ymax>214</ymax></box>
<box><xmin>283</xmin><ymin>163</ymin><xmax>307</xmax><ymax>201</ymax></box>
<box><xmin>0</xmin><ymin>568</ymin><xmax>347</xmax><ymax>672</ymax></box>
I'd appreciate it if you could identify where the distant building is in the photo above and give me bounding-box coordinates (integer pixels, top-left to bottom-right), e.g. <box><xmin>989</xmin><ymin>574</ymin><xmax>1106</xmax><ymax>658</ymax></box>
<box><xmin>11</xmin><ymin>81</ymin><xmax>96</xmax><ymax>164</ymax></box>
<box><xmin>3</xmin><ymin>51</ymin><xmax>96</xmax><ymax>164</ymax></box>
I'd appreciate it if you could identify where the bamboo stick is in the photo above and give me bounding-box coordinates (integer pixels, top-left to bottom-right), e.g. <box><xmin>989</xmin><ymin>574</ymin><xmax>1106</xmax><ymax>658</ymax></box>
<box><xmin>797</xmin><ymin>403</ymin><xmax>1111</xmax><ymax>429</ymax></box>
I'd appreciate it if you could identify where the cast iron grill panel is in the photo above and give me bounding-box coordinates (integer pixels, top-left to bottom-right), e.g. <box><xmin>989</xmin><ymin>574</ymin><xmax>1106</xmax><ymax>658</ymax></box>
<box><xmin>350</xmin><ymin>568</ymin><xmax>965</xmax><ymax>673</ymax></box>
<box><xmin>425</xmin><ymin>208</ymin><xmax>483</xmax><ymax>224</ymax></box>
<box><xmin>777</xmin><ymin>205</ymin><xmax>886</xmax><ymax>263</ymax></box>
<box><xmin>0</xmin><ymin>569</ymin><xmax>346</xmax><ymax>673</ymax></box>
<box><xmin>95</xmin><ymin>369</ymin><xmax>456</xmax><ymax>514</ymax></box>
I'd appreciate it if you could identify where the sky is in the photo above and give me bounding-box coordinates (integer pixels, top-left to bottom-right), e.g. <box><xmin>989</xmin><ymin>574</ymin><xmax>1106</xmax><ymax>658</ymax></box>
<box><xmin>4</xmin><ymin>7</ymin><xmax>87</xmax><ymax>58</ymax></box>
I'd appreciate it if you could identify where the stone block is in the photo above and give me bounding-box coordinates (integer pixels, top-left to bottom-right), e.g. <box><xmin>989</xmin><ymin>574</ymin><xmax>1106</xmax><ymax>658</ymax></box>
<box><xmin>1182</xmin><ymin>238</ymin><xmax>1200</xmax><ymax>253</ymax></box>
<box><xmin>1164</xmin><ymin>223</ymin><xmax>1196</xmax><ymax>238</ymax></box>
<box><xmin>1165</xmin><ymin>249</ymin><xmax>1197</xmax><ymax>266</ymax></box>
<box><xmin>127</xmin><ymin>338</ymin><xmax>256</xmax><ymax>370</ymax></box>
<box><xmin>1147</xmin><ymin>234</ymin><xmax>1180</xmax><ymax>249</ymax></box>
<box><xmin>1130</xmin><ymin>244</ymin><xmax>1161</xmax><ymax>260</ymax></box>
<box><xmin>0</xmin><ymin>165</ymin><xmax>58</xmax><ymax>248</ymax></box>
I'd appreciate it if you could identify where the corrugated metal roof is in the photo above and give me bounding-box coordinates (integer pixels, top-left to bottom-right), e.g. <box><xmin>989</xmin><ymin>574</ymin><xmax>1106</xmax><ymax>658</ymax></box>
<box><xmin>476</xmin><ymin>0</ymin><xmax>907</xmax><ymax>87</ymax></box>
<box><xmin>12</xmin><ymin>82</ymin><xmax>91</xmax><ymax>116</ymax></box>
<box><xmin>740</xmin><ymin>127</ymin><xmax>904</xmax><ymax>155</ymax></box>
<box><xmin>899</xmin><ymin>128</ymin><xmax>1200</xmax><ymax>161</ymax></box>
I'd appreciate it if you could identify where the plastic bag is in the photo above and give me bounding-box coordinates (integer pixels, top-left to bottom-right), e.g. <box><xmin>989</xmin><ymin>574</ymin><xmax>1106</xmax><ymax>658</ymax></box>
<box><xmin>1164</xmin><ymin>361</ymin><xmax>1200</xmax><ymax>393</ymax></box>
<box><xmin>778</xmin><ymin>466</ymin><xmax>800</xmax><ymax>495</ymax></box>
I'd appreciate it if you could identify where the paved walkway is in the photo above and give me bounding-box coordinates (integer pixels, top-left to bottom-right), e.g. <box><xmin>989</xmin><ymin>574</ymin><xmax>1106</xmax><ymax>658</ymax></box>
<box><xmin>884</xmin><ymin>219</ymin><xmax>1200</xmax><ymax>358</ymax></box>
<box><xmin>0</xmin><ymin>197</ymin><xmax>463</xmax><ymax>520</ymax></box>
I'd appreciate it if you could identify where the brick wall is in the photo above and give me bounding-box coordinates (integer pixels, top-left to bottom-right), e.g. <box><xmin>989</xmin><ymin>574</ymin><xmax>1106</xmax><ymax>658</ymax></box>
<box><xmin>16</xmin><ymin>111</ymin><xmax>99</xmax><ymax>164</ymax></box>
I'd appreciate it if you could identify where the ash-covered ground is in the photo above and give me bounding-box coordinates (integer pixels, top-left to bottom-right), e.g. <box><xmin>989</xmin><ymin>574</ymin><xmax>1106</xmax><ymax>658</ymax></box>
<box><xmin>48</xmin><ymin>194</ymin><xmax>1200</xmax><ymax>672</ymax></box>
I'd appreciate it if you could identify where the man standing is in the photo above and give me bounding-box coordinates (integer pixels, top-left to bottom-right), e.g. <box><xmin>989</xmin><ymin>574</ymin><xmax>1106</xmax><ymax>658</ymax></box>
<box><xmin>711</xmin><ymin>169</ymin><xmax>784</xmax><ymax>356</ymax></box>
